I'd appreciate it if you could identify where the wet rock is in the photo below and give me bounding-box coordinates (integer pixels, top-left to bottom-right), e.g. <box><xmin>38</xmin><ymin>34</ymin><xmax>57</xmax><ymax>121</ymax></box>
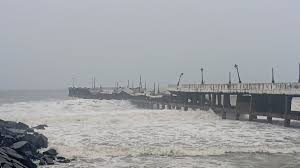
<box><xmin>0</xmin><ymin>120</ymin><xmax>30</xmax><ymax>130</ymax></box>
<box><xmin>0</xmin><ymin>135</ymin><xmax>16</xmax><ymax>147</ymax></box>
<box><xmin>0</xmin><ymin>120</ymin><xmax>68</xmax><ymax>167</ymax></box>
<box><xmin>2</xmin><ymin>163</ymin><xmax>12</xmax><ymax>168</ymax></box>
<box><xmin>40</xmin><ymin>155</ymin><xmax>54</xmax><ymax>165</ymax></box>
<box><xmin>10</xmin><ymin>141</ymin><xmax>37</xmax><ymax>159</ymax></box>
<box><xmin>3</xmin><ymin>128</ymin><xmax>26</xmax><ymax>137</ymax></box>
<box><xmin>19</xmin><ymin>134</ymin><xmax>48</xmax><ymax>149</ymax></box>
<box><xmin>0</xmin><ymin>147</ymin><xmax>36</xmax><ymax>168</ymax></box>
<box><xmin>32</xmin><ymin>124</ymin><xmax>48</xmax><ymax>130</ymax></box>
<box><xmin>39</xmin><ymin>158</ymin><xmax>46</xmax><ymax>165</ymax></box>
<box><xmin>43</xmin><ymin>149</ymin><xmax>58</xmax><ymax>157</ymax></box>
<box><xmin>10</xmin><ymin>141</ymin><xmax>29</xmax><ymax>150</ymax></box>
<box><xmin>57</xmin><ymin>156</ymin><xmax>71</xmax><ymax>163</ymax></box>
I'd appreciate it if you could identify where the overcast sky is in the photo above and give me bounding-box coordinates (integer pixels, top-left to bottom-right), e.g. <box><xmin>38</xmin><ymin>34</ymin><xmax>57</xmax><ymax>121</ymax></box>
<box><xmin>0</xmin><ymin>0</ymin><xmax>300</xmax><ymax>90</ymax></box>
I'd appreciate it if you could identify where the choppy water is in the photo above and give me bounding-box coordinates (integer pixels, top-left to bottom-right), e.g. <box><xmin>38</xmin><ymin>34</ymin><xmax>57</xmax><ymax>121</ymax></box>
<box><xmin>1</xmin><ymin>90</ymin><xmax>300</xmax><ymax>168</ymax></box>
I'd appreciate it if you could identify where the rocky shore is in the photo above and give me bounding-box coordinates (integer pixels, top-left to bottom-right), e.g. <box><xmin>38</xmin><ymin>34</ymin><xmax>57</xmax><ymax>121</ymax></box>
<box><xmin>0</xmin><ymin>119</ymin><xmax>70</xmax><ymax>168</ymax></box>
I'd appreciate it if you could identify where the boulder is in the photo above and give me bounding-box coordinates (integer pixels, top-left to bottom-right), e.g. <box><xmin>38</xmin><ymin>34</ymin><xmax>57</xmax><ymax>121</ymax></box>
<box><xmin>57</xmin><ymin>156</ymin><xmax>71</xmax><ymax>163</ymax></box>
<box><xmin>19</xmin><ymin>134</ymin><xmax>48</xmax><ymax>149</ymax></box>
<box><xmin>0</xmin><ymin>120</ymin><xmax>30</xmax><ymax>130</ymax></box>
<box><xmin>0</xmin><ymin>147</ymin><xmax>36</xmax><ymax>168</ymax></box>
<box><xmin>0</xmin><ymin>135</ymin><xmax>16</xmax><ymax>147</ymax></box>
<box><xmin>10</xmin><ymin>141</ymin><xmax>37</xmax><ymax>159</ymax></box>
<box><xmin>43</xmin><ymin>149</ymin><xmax>58</xmax><ymax>157</ymax></box>
<box><xmin>32</xmin><ymin>124</ymin><xmax>48</xmax><ymax>130</ymax></box>
<box><xmin>40</xmin><ymin>155</ymin><xmax>54</xmax><ymax>165</ymax></box>
<box><xmin>39</xmin><ymin>158</ymin><xmax>46</xmax><ymax>165</ymax></box>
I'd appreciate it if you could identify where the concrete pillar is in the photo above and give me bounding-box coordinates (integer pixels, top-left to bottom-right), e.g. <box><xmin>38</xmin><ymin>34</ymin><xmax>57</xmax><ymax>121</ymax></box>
<box><xmin>284</xmin><ymin>119</ymin><xmax>290</xmax><ymax>127</ymax></box>
<box><xmin>209</xmin><ymin>94</ymin><xmax>212</xmax><ymax>106</ymax></box>
<box><xmin>200</xmin><ymin>94</ymin><xmax>205</xmax><ymax>106</ymax></box>
<box><xmin>235</xmin><ymin>111</ymin><xmax>240</xmax><ymax>120</ymax></box>
<box><xmin>156</xmin><ymin>104</ymin><xmax>160</xmax><ymax>109</ymax></box>
<box><xmin>167</xmin><ymin>104</ymin><xmax>172</xmax><ymax>109</ymax></box>
<box><xmin>284</xmin><ymin>96</ymin><xmax>291</xmax><ymax>127</ymax></box>
<box><xmin>161</xmin><ymin>104</ymin><xmax>165</xmax><ymax>109</ymax></box>
<box><xmin>217</xmin><ymin>94</ymin><xmax>222</xmax><ymax>107</ymax></box>
<box><xmin>211</xmin><ymin>94</ymin><xmax>216</xmax><ymax>106</ymax></box>
<box><xmin>222</xmin><ymin>109</ymin><xmax>226</xmax><ymax>119</ymax></box>
<box><xmin>184</xmin><ymin>106</ymin><xmax>188</xmax><ymax>111</ymax></box>
<box><xmin>148</xmin><ymin>103</ymin><xmax>154</xmax><ymax>109</ymax></box>
<box><xmin>223</xmin><ymin>94</ymin><xmax>231</xmax><ymax>108</ymax></box>
<box><xmin>176</xmin><ymin>106</ymin><xmax>181</xmax><ymax>110</ymax></box>
<box><xmin>267</xmin><ymin>96</ymin><xmax>273</xmax><ymax>124</ymax></box>
<box><xmin>249</xmin><ymin>95</ymin><xmax>255</xmax><ymax>121</ymax></box>
<box><xmin>267</xmin><ymin>116</ymin><xmax>272</xmax><ymax>123</ymax></box>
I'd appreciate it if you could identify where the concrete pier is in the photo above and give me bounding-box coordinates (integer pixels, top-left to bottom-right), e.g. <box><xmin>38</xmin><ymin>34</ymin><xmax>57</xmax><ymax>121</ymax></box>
<box><xmin>70</xmin><ymin>82</ymin><xmax>300</xmax><ymax>127</ymax></box>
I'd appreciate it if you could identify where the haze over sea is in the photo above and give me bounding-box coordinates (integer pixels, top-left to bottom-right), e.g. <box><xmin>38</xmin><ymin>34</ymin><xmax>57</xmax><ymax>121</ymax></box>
<box><xmin>1</xmin><ymin>90</ymin><xmax>300</xmax><ymax>168</ymax></box>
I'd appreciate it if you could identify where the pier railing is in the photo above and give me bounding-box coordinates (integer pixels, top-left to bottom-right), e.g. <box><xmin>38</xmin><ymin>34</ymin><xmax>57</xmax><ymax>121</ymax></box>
<box><xmin>168</xmin><ymin>83</ymin><xmax>300</xmax><ymax>95</ymax></box>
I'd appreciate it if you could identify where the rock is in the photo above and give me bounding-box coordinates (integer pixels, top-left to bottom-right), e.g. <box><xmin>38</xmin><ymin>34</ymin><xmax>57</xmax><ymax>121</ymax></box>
<box><xmin>2</xmin><ymin>163</ymin><xmax>12</xmax><ymax>168</ymax></box>
<box><xmin>3</xmin><ymin>128</ymin><xmax>26</xmax><ymax>137</ymax></box>
<box><xmin>0</xmin><ymin>135</ymin><xmax>16</xmax><ymax>147</ymax></box>
<box><xmin>3</xmin><ymin>147</ymin><xmax>25</xmax><ymax>160</ymax></box>
<box><xmin>43</xmin><ymin>149</ymin><xmax>58</xmax><ymax>157</ymax></box>
<box><xmin>57</xmin><ymin>158</ymin><xmax>71</xmax><ymax>163</ymax></box>
<box><xmin>40</xmin><ymin>155</ymin><xmax>54</xmax><ymax>165</ymax></box>
<box><xmin>0</xmin><ymin>120</ymin><xmax>69</xmax><ymax>167</ymax></box>
<box><xmin>10</xmin><ymin>141</ymin><xmax>37</xmax><ymax>159</ymax></box>
<box><xmin>0</xmin><ymin>155</ymin><xmax>13</xmax><ymax>166</ymax></box>
<box><xmin>0</xmin><ymin>120</ymin><xmax>28</xmax><ymax>129</ymax></box>
<box><xmin>19</xmin><ymin>134</ymin><xmax>48</xmax><ymax>149</ymax></box>
<box><xmin>0</xmin><ymin>147</ymin><xmax>37</xmax><ymax>168</ymax></box>
<box><xmin>32</xmin><ymin>124</ymin><xmax>48</xmax><ymax>130</ymax></box>
<box><xmin>39</xmin><ymin>158</ymin><xmax>46</xmax><ymax>165</ymax></box>
<box><xmin>10</xmin><ymin>141</ymin><xmax>28</xmax><ymax>150</ymax></box>
<box><xmin>57</xmin><ymin>156</ymin><xmax>71</xmax><ymax>163</ymax></box>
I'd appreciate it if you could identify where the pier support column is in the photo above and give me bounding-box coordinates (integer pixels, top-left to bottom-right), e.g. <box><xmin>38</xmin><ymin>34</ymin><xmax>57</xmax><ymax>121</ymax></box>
<box><xmin>284</xmin><ymin>96</ymin><xmax>292</xmax><ymax>127</ymax></box>
<box><xmin>184</xmin><ymin>106</ymin><xmax>188</xmax><ymax>111</ymax></box>
<box><xmin>222</xmin><ymin>109</ymin><xmax>226</xmax><ymax>119</ymax></box>
<box><xmin>167</xmin><ymin>104</ymin><xmax>172</xmax><ymax>109</ymax></box>
<box><xmin>211</xmin><ymin>94</ymin><xmax>216</xmax><ymax>107</ymax></box>
<box><xmin>284</xmin><ymin>119</ymin><xmax>290</xmax><ymax>127</ymax></box>
<box><xmin>161</xmin><ymin>104</ymin><xmax>165</xmax><ymax>109</ymax></box>
<box><xmin>223</xmin><ymin>94</ymin><xmax>231</xmax><ymax>108</ymax></box>
<box><xmin>235</xmin><ymin>111</ymin><xmax>240</xmax><ymax>120</ymax></box>
<box><xmin>249</xmin><ymin>95</ymin><xmax>255</xmax><ymax>121</ymax></box>
<box><xmin>200</xmin><ymin>94</ymin><xmax>205</xmax><ymax>106</ymax></box>
<box><xmin>222</xmin><ymin>94</ymin><xmax>230</xmax><ymax>120</ymax></box>
<box><xmin>176</xmin><ymin>106</ymin><xmax>181</xmax><ymax>110</ymax></box>
<box><xmin>156</xmin><ymin>104</ymin><xmax>160</xmax><ymax>109</ymax></box>
<box><xmin>267</xmin><ymin>96</ymin><xmax>273</xmax><ymax>124</ymax></box>
<box><xmin>209</xmin><ymin>94</ymin><xmax>212</xmax><ymax>106</ymax></box>
<box><xmin>267</xmin><ymin>116</ymin><xmax>272</xmax><ymax>124</ymax></box>
<box><xmin>148</xmin><ymin>102</ymin><xmax>154</xmax><ymax>109</ymax></box>
<box><xmin>217</xmin><ymin>94</ymin><xmax>222</xmax><ymax>107</ymax></box>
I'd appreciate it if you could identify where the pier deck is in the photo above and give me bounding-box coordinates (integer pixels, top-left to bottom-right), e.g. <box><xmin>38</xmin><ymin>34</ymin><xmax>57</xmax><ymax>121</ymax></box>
<box><xmin>69</xmin><ymin>82</ymin><xmax>300</xmax><ymax>127</ymax></box>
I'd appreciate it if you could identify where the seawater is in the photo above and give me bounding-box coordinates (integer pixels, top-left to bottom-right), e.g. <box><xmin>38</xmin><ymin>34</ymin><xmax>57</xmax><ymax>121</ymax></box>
<box><xmin>0</xmin><ymin>90</ymin><xmax>300</xmax><ymax>168</ymax></box>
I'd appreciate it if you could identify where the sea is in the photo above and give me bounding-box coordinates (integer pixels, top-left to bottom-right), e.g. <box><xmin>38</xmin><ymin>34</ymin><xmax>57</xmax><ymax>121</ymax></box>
<box><xmin>0</xmin><ymin>90</ymin><xmax>300</xmax><ymax>168</ymax></box>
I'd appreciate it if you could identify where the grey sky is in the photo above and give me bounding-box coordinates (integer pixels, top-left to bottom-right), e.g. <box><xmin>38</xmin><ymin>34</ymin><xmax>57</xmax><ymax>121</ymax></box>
<box><xmin>0</xmin><ymin>0</ymin><xmax>299</xmax><ymax>90</ymax></box>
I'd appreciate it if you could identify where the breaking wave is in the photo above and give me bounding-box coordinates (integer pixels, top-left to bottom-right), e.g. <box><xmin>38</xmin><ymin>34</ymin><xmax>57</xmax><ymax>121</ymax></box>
<box><xmin>1</xmin><ymin>97</ymin><xmax>300</xmax><ymax>167</ymax></box>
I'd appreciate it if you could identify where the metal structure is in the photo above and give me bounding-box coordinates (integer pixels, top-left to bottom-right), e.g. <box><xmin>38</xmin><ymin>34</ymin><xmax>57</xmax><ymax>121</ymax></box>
<box><xmin>272</xmin><ymin>68</ymin><xmax>275</xmax><ymax>83</ymax></box>
<box><xmin>234</xmin><ymin>64</ymin><xmax>242</xmax><ymax>84</ymax></box>
<box><xmin>177</xmin><ymin>73</ymin><xmax>184</xmax><ymax>89</ymax></box>
<box><xmin>201</xmin><ymin>68</ymin><xmax>204</xmax><ymax>84</ymax></box>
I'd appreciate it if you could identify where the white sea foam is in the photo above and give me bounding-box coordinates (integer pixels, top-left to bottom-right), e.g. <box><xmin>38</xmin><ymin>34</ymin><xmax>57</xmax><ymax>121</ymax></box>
<box><xmin>1</xmin><ymin>98</ymin><xmax>300</xmax><ymax>167</ymax></box>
